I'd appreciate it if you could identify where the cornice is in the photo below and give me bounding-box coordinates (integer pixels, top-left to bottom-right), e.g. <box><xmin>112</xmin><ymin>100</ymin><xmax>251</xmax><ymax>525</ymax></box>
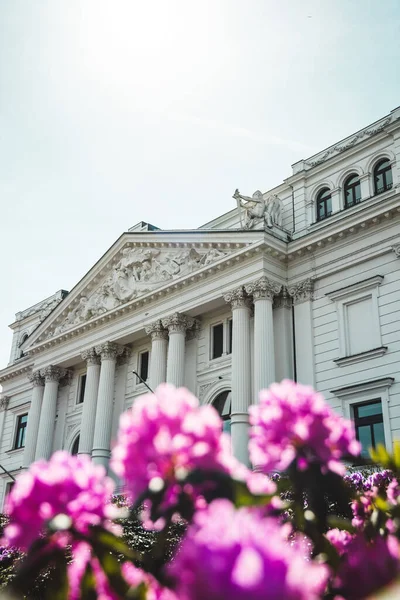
<box><xmin>0</xmin><ymin>362</ymin><xmax>33</xmax><ymax>384</ymax></box>
<box><xmin>288</xmin><ymin>190</ymin><xmax>400</xmax><ymax>260</ymax></box>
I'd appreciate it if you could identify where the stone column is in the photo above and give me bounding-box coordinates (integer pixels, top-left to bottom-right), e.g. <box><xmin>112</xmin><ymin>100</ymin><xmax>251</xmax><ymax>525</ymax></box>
<box><xmin>35</xmin><ymin>366</ymin><xmax>68</xmax><ymax>460</ymax></box>
<box><xmin>288</xmin><ymin>278</ymin><xmax>315</xmax><ymax>387</ymax></box>
<box><xmin>91</xmin><ymin>342</ymin><xmax>124</xmax><ymax>469</ymax></box>
<box><xmin>162</xmin><ymin>313</ymin><xmax>194</xmax><ymax>388</ymax></box>
<box><xmin>273</xmin><ymin>288</ymin><xmax>294</xmax><ymax>382</ymax></box>
<box><xmin>145</xmin><ymin>320</ymin><xmax>168</xmax><ymax>389</ymax></box>
<box><xmin>224</xmin><ymin>287</ymin><xmax>252</xmax><ymax>466</ymax></box>
<box><xmin>77</xmin><ymin>348</ymin><xmax>101</xmax><ymax>457</ymax></box>
<box><xmin>23</xmin><ymin>371</ymin><xmax>45</xmax><ymax>467</ymax></box>
<box><xmin>245</xmin><ymin>277</ymin><xmax>281</xmax><ymax>402</ymax></box>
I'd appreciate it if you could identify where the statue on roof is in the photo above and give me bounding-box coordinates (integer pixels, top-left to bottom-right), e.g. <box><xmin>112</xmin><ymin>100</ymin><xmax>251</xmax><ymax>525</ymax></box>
<box><xmin>233</xmin><ymin>189</ymin><xmax>283</xmax><ymax>229</ymax></box>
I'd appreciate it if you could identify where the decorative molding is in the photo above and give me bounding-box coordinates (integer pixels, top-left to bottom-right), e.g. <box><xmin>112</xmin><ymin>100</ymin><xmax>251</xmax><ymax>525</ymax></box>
<box><xmin>186</xmin><ymin>319</ymin><xmax>202</xmax><ymax>341</ymax></box>
<box><xmin>331</xmin><ymin>377</ymin><xmax>394</xmax><ymax>399</ymax></box>
<box><xmin>0</xmin><ymin>396</ymin><xmax>10</xmax><ymax>411</ymax></box>
<box><xmin>305</xmin><ymin>116</ymin><xmax>393</xmax><ymax>168</ymax></box>
<box><xmin>15</xmin><ymin>290</ymin><xmax>68</xmax><ymax>323</ymax></box>
<box><xmin>81</xmin><ymin>347</ymin><xmax>101</xmax><ymax>366</ymax></box>
<box><xmin>162</xmin><ymin>312</ymin><xmax>195</xmax><ymax>334</ymax></box>
<box><xmin>40</xmin><ymin>365</ymin><xmax>69</xmax><ymax>384</ymax></box>
<box><xmin>28</xmin><ymin>370</ymin><xmax>45</xmax><ymax>387</ymax></box>
<box><xmin>145</xmin><ymin>320</ymin><xmax>168</xmax><ymax>341</ymax></box>
<box><xmin>287</xmin><ymin>278</ymin><xmax>315</xmax><ymax>304</ymax></box>
<box><xmin>326</xmin><ymin>275</ymin><xmax>383</xmax><ymax>301</ymax></box>
<box><xmin>273</xmin><ymin>286</ymin><xmax>293</xmax><ymax>309</ymax></box>
<box><xmin>198</xmin><ymin>381</ymin><xmax>217</xmax><ymax>402</ymax></box>
<box><xmin>95</xmin><ymin>341</ymin><xmax>125</xmax><ymax>361</ymax></box>
<box><xmin>0</xmin><ymin>363</ymin><xmax>33</xmax><ymax>384</ymax></box>
<box><xmin>392</xmin><ymin>243</ymin><xmax>400</xmax><ymax>258</ymax></box>
<box><xmin>334</xmin><ymin>346</ymin><xmax>388</xmax><ymax>367</ymax></box>
<box><xmin>245</xmin><ymin>277</ymin><xmax>282</xmax><ymax>301</ymax></box>
<box><xmin>223</xmin><ymin>286</ymin><xmax>252</xmax><ymax>310</ymax></box>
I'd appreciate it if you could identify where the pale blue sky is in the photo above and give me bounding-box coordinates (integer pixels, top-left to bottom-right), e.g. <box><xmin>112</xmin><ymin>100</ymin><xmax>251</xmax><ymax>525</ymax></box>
<box><xmin>0</xmin><ymin>0</ymin><xmax>399</xmax><ymax>367</ymax></box>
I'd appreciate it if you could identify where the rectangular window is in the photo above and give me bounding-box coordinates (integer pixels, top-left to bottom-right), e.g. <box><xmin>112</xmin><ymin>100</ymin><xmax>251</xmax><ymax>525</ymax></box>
<box><xmin>227</xmin><ymin>318</ymin><xmax>233</xmax><ymax>355</ymax></box>
<box><xmin>211</xmin><ymin>323</ymin><xmax>224</xmax><ymax>359</ymax></box>
<box><xmin>354</xmin><ymin>400</ymin><xmax>384</xmax><ymax>459</ymax></box>
<box><xmin>77</xmin><ymin>374</ymin><xmax>87</xmax><ymax>404</ymax></box>
<box><xmin>139</xmin><ymin>351</ymin><xmax>149</xmax><ymax>382</ymax></box>
<box><xmin>14</xmin><ymin>414</ymin><xmax>28</xmax><ymax>449</ymax></box>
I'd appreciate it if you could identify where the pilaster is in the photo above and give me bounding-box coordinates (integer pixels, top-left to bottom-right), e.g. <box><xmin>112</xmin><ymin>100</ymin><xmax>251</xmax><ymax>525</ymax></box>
<box><xmin>288</xmin><ymin>278</ymin><xmax>315</xmax><ymax>386</ymax></box>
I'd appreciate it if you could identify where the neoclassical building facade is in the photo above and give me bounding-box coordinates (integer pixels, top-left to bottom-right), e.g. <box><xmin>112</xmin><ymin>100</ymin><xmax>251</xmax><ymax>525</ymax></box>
<box><xmin>1</xmin><ymin>107</ymin><xmax>400</xmax><ymax>504</ymax></box>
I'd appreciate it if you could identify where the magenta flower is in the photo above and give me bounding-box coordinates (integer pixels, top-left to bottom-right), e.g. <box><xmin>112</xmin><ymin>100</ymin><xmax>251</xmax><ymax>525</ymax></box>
<box><xmin>326</xmin><ymin>528</ymin><xmax>354</xmax><ymax>556</ymax></box>
<box><xmin>111</xmin><ymin>384</ymin><xmax>233</xmax><ymax>503</ymax></box>
<box><xmin>2</xmin><ymin>451</ymin><xmax>115</xmax><ymax>551</ymax></box>
<box><xmin>168</xmin><ymin>499</ymin><xmax>329</xmax><ymax>600</ymax></box>
<box><xmin>249</xmin><ymin>380</ymin><xmax>360</xmax><ymax>475</ymax></box>
<box><xmin>68</xmin><ymin>541</ymin><xmax>120</xmax><ymax>600</ymax></box>
<box><xmin>332</xmin><ymin>534</ymin><xmax>400</xmax><ymax>599</ymax></box>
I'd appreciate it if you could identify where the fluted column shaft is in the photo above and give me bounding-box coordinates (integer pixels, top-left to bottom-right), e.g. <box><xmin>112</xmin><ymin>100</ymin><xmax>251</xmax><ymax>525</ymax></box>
<box><xmin>92</xmin><ymin>342</ymin><xmax>123</xmax><ymax>469</ymax></box>
<box><xmin>224</xmin><ymin>287</ymin><xmax>252</xmax><ymax>466</ymax></box>
<box><xmin>246</xmin><ymin>278</ymin><xmax>281</xmax><ymax>403</ymax></box>
<box><xmin>23</xmin><ymin>372</ymin><xmax>45</xmax><ymax>467</ymax></box>
<box><xmin>78</xmin><ymin>349</ymin><xmax>101</xmax><ymax>456</ymax></box>
<box><xmin>35</xmin><ymin>366</ymin><xmax>67</xmax><ymax>460</ymax></box>
<box><xmin>162</xmin><ymin>313</ymin><xmax>194</xmax><ymax>388</ymax></box>
<box><xmin>145</xmin><ymin>321</ymin><xmax>168</xmax><ymax>389</ymax></box>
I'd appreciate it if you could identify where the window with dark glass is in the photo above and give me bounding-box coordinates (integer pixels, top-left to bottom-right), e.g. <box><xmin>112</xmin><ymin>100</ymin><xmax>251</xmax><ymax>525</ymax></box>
<box><xmin>316</xmin><ymin>188</ymin><xmax>332</xmax><ymax>221</ymax></box>
<box><xmin>213</xmin><ymin>391</ymin><xmax>231</xmax><ymax>435</ymax></box>
<box><xmin>71</xmin><ymin>435</ymin><xmax>80</xmax><ymax>455</ymax></box>
<box><xmin>77</xmin><ymin>374</ymin><xmax>87</xmax><ymax>404</ymax></box>
<box><xmin>212</xmin><ymin>323</ymin><xmax>224</xmax><ymax>359</ymax></box>
<box><xmin>374</xmin><ymin>159</ymin><xmax>393</xmax><ymax>195</ymax></box>
<box><xmin>139</xmin><ymin>351</ymin><xmax>149</xmax><ymax>381</ymax></box>
<box><xmin>344</xmin><ymin>174</ymin><xmax>362</xmax><ymax>208</ymax></box>
<box><xmin>14</xmin><ymin>414</ymin><xmax>28</xmax><ymax>449</ymax></box>
<box><xmin>354</xmin><ymin>400</ymin><xmax>384</xmax><ymax>459</ymax></box>
<box><xmin>227</xmin><ymin>318</ymin><xmax>233</xmax><ymax>355</ymax></box>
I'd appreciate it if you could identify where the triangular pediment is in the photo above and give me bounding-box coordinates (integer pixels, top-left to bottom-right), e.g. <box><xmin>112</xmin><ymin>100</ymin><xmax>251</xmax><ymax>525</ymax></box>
<box><xmin>24</xmin><ymin>229</ymin><xmax>269</xmax><ymax>352</ymax></box>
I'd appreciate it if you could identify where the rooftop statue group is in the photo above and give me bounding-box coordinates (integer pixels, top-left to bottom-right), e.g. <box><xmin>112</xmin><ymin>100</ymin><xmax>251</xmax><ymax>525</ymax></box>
<box><xmin>233</xmin><ymin>189</ymin><xmax>283</xmax><ymax>229</ymax></box>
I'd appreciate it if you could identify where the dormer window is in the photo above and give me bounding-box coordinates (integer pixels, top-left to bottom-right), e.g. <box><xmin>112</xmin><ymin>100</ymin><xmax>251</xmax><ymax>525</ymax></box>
<box><xmin>344</xmin><ymin>174</ymin><xmax>361</xmax><ymax>208</ymax></box>
<box><xmin>374</xmin><ymin>159</ymin><xmax>393</xmax><ymax>195</ymax></box>
<box><xmin>316</xmin><ymin>188</ymin><xmax>332</xmax><ymax>222</ymax></box>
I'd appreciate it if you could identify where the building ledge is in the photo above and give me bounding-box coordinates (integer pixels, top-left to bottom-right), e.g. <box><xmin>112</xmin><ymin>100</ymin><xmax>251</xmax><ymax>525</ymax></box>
<box><xmin>331</xmin><ymin>376</ymin><xmax>394</xmax><ymax>398</ymax></box>
<box><xmin>5</xmin><ymin>447</ymin><xmax>24</xmax><ymax>457</ymax></box>
<box><xmin>333</xmin><ymin>346</ymin><xmax>388</xmax><ymax>367</ymax></box>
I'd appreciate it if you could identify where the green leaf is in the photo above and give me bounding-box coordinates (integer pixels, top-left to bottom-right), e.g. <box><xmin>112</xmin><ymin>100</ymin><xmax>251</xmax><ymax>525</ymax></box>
<box><xmin>44</xmin><ymin>555</ymin><xmax>69</xmax><ymax>600</ymax></box>
<box><xmin>232</xmin><ymin>479</ymin><xmax>274</xmax><ymax>508</ymax></box>
<box><xmin>80</xmin><ymin>562</ymin><xmax>98</xmax><ymax>600</ymax></box>
<box><xmin>90</xmin><ymin>526</ymin><xmax>138</xmax><ymax>561</ymax></box>
<box><xmin>326</xmin><ymin>516</ymin><xmax>356</xmax><ymax>533</ymax></box>
<box><xmin>393</xmin><ymin>441</ymin><xmax>400</xmax><ymax>469</ymax></box>
<box><xmin>370</xmin><ymin>444</ymin><xmax>390</xmax><ymax>467</ymax></box>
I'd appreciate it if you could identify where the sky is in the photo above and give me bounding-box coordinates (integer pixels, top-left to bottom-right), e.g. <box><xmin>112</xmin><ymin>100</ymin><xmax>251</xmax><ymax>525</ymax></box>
<box><xmin>0</xmin><ymin>0</ymin><xmax>400</xmax><ymax>368</ymax></box>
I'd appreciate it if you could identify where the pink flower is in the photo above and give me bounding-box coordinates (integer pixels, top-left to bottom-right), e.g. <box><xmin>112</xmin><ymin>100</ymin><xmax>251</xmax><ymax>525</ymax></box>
<box><xmin>249</xmin><ymin>380</ymin><xmax>360</xmax><ymax>475</ymax></box>
<box><xmin>122</xmin><ymin>563</ymin><xmax>178</xmax><ymax>600</ymax></box>
<box><xmin>326</xmin><ymin>529</ymin><xmax>354</xmax><ymax>556</ymax></box>
<box><xmin>2</xmin><ymin>451</ymin><xmax>115</xmax><ymax>551</ymax></box>
<box><xmin>68</xmin><ymin>541</ymin><xmax>120</xmax><ymax>600</ymax></box>
<box><xmin>332</xmin><ymin>534</ymin><xmax>400</xmax><ymax>599</ymax></box>
<box><xmin>168</xmin><ymin>499</ymin><xmax>329</xmax><ymax>600</ymax></box>
<box><xmin>111</xmin><ymin>384</ymin><xmax>233</xmax><ymax>504</ymax></box>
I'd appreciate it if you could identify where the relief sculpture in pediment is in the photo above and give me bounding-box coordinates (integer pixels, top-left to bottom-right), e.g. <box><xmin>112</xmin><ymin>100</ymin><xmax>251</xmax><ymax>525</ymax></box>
<box><xmin>52</xmin><ymin>246</ymin><xmax>228</xmax><ymax>336</ymax></box>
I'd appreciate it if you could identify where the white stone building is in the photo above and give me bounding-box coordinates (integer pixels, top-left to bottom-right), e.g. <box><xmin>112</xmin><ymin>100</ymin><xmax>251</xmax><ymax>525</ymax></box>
<box><xmin>1</xmin><ymin>107</ymin><xmax>400</xmax><ymax>506</ymax></box>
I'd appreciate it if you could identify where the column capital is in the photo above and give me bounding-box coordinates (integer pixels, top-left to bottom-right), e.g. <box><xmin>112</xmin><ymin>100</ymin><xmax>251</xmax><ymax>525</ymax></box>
<box><xmin>287</xmin><ymin>278</ymin><xmax>315</xmax><ymax>304</ymax></box>
<box><xmin>223</xmin><ymin>286</ymin><xmax>252</xmax><ymax>310</ymax></box>
<box><xmin>40</xmin><ymin>365</ymin><xmax>69</xmax><ymax>384</ymax></box>
<box><xmin>81</xmin><ymin>347</ymin><xmax>101</xmax><ymax>366</ymax></box>
<box><xmin>0</xmin><ymin>396</ymin><xmax>10</xmax><ymax>411</ymax></box>
<box><xmin>95</xmin><ymin>341</ymin><xmax>124</xmax><ymax>361</ymax></box>
<box><xmin>273</xmin><ymin>286</ymin><xmax>293</xmax><ymax>309</ymax></box>
<box><xmin>392</xmin><ymin>243</ymin><xmax>400</xmax><ymax>258</ymax></box>
<box><xmin>162</xmin><ymin>312</ymin><xmax>194</xmax><ymax>334</ymax></box>
<box><xmin>28</xmin><ymin>370</ymin><xmax>45</xmax><ymax>387</ymax></box>
<box><xmin>245</xmin><ymin>277</ymin><xmax>282</xmax><ymax>301</ymax></box>
<box><xmin>186</xmin><ymin>318</ymin><xmax>202</xmax><ymax>341</ymax></box>
<box><xmin>145</xmin><ymin>319</ymin><xmax>168</xmax><ymax>341</ymax></box>
<box><xmin>117</xmin><ymin>347</ymin><xmax>132</xmax><ymax>367</ymax></box>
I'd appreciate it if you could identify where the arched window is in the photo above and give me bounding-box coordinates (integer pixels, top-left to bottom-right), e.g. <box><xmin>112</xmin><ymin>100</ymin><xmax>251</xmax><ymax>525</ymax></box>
<box><xmin>344</xmin><ymin>174</ymin><xmax>361</xmax><ymax>208</ymax></box>
<box><xmin>316</xmin><ymin>188</ymin><xmax>332</xmax><ymax>222</ymax></box>
<box><xmin>374</xmin><ymin>159</ymin><xmax>393</xmax><ymax>195</ymax></box>
<box><xmin>213</xmin><ymin>391</ymin><xmax>231</xmax><ymax>435</ymax></box>
<box><xmin>71</xmin><ymin>435</ymin><xmax>80</xmax><ymax>455</ymax></box>
<box><xmin>18</xmin><ymin>333</ymin><xmax>29</xmax><ymax>359</ymax></box>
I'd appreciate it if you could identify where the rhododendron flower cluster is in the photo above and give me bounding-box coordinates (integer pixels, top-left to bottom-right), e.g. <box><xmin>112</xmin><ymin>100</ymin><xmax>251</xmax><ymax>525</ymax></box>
<box><xmin>169</xmin><ymin>499</ymin><xmax>329</xmax><ymax>600</ymax></box>
<box><xmin>2</xmin><ymin>451</ymin><xmax>115</xmax><ymax>551</ymax></box>
<box><xmin>249</xmin><ymin>379</ymin><xmax>361</xmax><ymax>474</ymax></box>
<box><xmin>122</xmin><ymin>563</ymin><xmax>178</xmax><ymax>600</ymax></box>
<box><xmin>111</xmin><ymin>384</ymin><xmax>234</xmax><ymax>503</ymax></box>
